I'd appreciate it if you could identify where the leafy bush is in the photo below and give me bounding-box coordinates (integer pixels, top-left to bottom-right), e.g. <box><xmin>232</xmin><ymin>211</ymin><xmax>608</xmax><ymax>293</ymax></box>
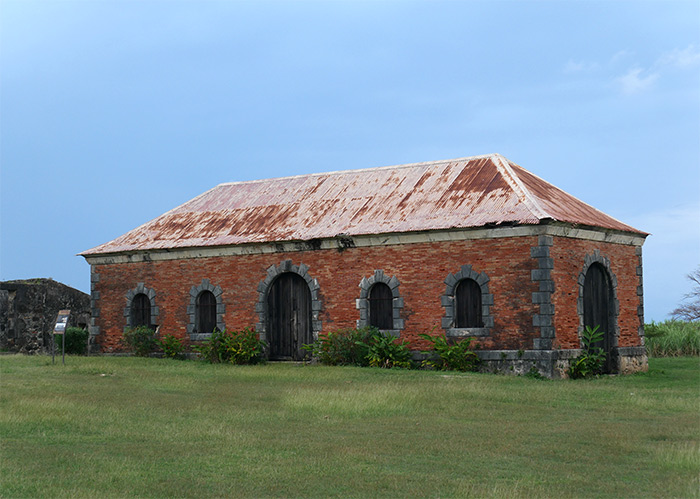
<box><xmin>418</xmin><ymin>332</ymin><xmax>480</xmax><ymax>372</ymax></box>
<box><xmin>52</xmin><ymin>327</ymin><xmax>89</xmax><ymax>355</ymax></box>
<box><xmin>122</xmin><ymin>326</ymin><xmax>158</xmax><ymax>357</ymax></box>
<box><xmin>302</xmin><ymin>327</ymin><xmax>374</xmax><ymax>366</ymax></box>
<box><xmin>365</xmin><ymin>330</ymin><xmax>413</xmax><ymax>369</ymax></box>
<box><xmin>304</xmin><ymin>327</ymin><xmax>413</xmax><ymax>369</ymax></box>
<box><xmin>645</xmin><ymin>320</ymin><xmax>700</xmax><ymax>357</ymax></box>
<box><xmin>194</xmin><ymin>328</ymin><xmax>265</xmax><ymax>365</ymax></box>
<box><xmin>568</xmin><ymin>325</ymin><xmax>606</xmax><ymax>379</ymax></box>
<box><xmin>524</xmin><ymin>366</ymin><xmax>547</xmax><ymax>380</ymax></box>
<box><xmin>158</xmin><ymin>334</ymin><xmax>186</xmax><ymax>360</ymax></box>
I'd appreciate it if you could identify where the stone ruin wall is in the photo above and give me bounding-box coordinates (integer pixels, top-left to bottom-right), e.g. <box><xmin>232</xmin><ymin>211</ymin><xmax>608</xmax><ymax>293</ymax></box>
<box><xmin>0</xmin><ymin>279</ymin><xmax>90</xmax><ymax>354</ymax></box>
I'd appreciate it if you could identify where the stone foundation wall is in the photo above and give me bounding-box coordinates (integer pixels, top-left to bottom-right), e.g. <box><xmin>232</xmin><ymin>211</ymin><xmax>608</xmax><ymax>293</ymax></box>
<box><xmin>475</xmin><ymin>347</ymin><xmax>648</xmax><ymax>379</ymax></box>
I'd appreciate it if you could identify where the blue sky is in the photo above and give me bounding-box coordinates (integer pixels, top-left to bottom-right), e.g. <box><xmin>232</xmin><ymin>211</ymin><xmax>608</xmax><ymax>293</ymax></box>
<box><xmin>1</xmin><ymin>0</ymin><xmax>698</xmax><ymax>322</ymax></box>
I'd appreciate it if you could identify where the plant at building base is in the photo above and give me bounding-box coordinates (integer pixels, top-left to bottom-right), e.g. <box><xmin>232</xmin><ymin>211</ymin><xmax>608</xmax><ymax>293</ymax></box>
<box><xmin>524</xmin><ymin>366</ymin><xmax>547</xmax><ymax>380</ymax></box>
<box><xmin>121</xmin><ymin>326</ymin><xmax>158</xmax><ymax>357</ymax></box>
<box><xmin>157</xmin><ymin>334</ymin><xmax>186</xmax><ymax>360</ymax></box>
<box><xmin>303</xmin><ymin>327</ymin><xmax>412</xmax><ymax>369</ymax></box>
<box><xmin>364</xmin><ymin>330</ymin><xmax>413</xmax><ymax>369</ymax></box>
<box><xmin>194</xmin><ymin>328</ymin><xmax>266</xmax><ymax>365</ymax></box>
<box><xmin>418</xmin><ymin>332</ymin><xmax>480</xmax><ymax>372</ymax></box>
<box><xmin>52</xmin><ymin>327</ymin><xmax>90</xmax><ymax>355</ymax></box>
<box><xmin>567</xmin><ymin>325</ymin><xmax>607</xmax><ymax>379</ymax></box>
<box><xmin>302</xmin><ymin>327</ymin><xmax>375</xmax><ymax>366</ymax></box>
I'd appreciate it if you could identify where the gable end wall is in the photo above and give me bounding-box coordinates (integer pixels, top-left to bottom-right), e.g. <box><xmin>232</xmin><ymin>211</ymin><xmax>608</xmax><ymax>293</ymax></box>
<box><xmin>549</xmin><ymin>236</ymin><xmax>643</xmax><ymax>350</ymax></box>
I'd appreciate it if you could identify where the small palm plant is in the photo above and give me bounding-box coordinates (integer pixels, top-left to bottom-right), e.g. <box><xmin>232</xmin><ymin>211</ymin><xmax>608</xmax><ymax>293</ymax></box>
<box><xmin>568</xmin><ymin>325</ymin><xmax>607</xmax><ymax>379</ymax></box>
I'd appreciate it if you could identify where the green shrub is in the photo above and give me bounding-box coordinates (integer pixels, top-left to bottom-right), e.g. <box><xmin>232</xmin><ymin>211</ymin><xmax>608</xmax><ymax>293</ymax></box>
<box><xmin>122</xmin><ymin>326</ymin><xmax>158</xmax><ymax>357</ymax></box>
<box><xmin>52</xmin><ymin>327</ymin><xmax>89</xmax><ymax>355</ymax></box>
<box><xmin>304</xmin><ymin>327</ymin><xmax>413</xmax><ymax>369</ymax></box>
<box><xmin>365</xmin><ymin>330</ymin><xmax>413</xmax><ymax>369</ymax></box>
<box><xmin>568</xmin><ymin>325</ymin><xmax>606</xmax><ymax>379</ymax></box>
<box><xmin>524</xmin><ymin>366</ymin><xmax>547</xmax><ymax>380</ymax></box>
<box><xmin>158</xmin><ymin>334</ymin><xmax>186</xmax><ymax>360</ymax></box>
<box><xmin>302</xmin><ymin>327</ymin><xmax>375</xmax><ymax>366</ymax></box>
<box><xmin>418</xmin><ymin>332</ymin><xmax>480</xmax><ymax>372</ymax></box>
<box><xmin>645</xmin><ymin>320</ymin><xmax>700</xmax><ymax>357</ymax></box>
<box><xmin>194</xmin><ymin>328</ymin><xmax>265</xmax><ymax>365</ymax></box>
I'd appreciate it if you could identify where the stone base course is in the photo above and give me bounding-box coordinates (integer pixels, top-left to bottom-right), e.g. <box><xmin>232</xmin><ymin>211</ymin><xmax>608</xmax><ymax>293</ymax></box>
<box><xmin>474</xmin><ymin>347</ymin><xmax>648</xmax><ymax>378</ymax></box>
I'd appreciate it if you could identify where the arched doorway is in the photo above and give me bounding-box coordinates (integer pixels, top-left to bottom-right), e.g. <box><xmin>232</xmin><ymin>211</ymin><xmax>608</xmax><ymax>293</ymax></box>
<box><xmin>583</xmin><ymin>262</ymin><xmax>614</xmax><ymax>372</ymax></box>
<box><xmin>267</xmin><ymin>272</ymin><xmax>312</xmax><ymax>360</ymax></box>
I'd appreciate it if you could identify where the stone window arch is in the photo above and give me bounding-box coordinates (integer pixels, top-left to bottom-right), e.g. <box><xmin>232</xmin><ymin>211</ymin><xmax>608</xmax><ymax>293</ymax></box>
<box><xmin>441</xmin><ymin>265</ymin><xmax>493</xmax><ymax>337</ymax></box>
<box><xmin>255</xmin><ymin>260</ymin><xmax>322</xmax><ymax>346</ymax></box>
<box><xmin>357</xmin><ymin>270</ymin><xmax>404</xmax><ymax>335</ymax></box>
<box><xmin>188</xmin><ymin>279</ymin><xmax>225</xmax><ymax>341</ymax></box>
<box><xmin>577</xmin><ymin>250</ymin><xmax>620</xmax><ymax>348</ymax></box>
<box><xmin>124</xmin><ymin>283</ymin><xmax>158</xmax><ymax>330</ymax></box>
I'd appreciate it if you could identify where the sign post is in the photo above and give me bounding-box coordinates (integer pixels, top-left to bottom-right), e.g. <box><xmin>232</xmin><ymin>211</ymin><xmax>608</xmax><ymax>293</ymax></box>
<box><xmin>53</xmin><ymin>310</ymin><xmax>70</xmax><ymax>365</ymax></box>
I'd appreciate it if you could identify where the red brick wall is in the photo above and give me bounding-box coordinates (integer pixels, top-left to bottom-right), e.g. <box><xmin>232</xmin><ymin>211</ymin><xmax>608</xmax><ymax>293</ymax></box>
<box><xmin>549</xmin><ymin>237</ymin><xmax>642</xmax><ymax>349</ymax></box>
<box><xmin>92</xmin><ymin>234</ymin><xmax>643</xmax><ymax>353</ymax></box>
<box><xmin>92</xmin><ymin>236</ymin><xmax>541</xmax><ymax>352</ymax></box>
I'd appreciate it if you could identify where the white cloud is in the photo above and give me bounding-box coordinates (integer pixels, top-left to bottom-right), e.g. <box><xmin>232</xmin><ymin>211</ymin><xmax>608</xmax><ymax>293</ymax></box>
<box><xmin>657</xmin><ymin>44</ymin><xmax>700</xmax><ymax>69</ymax></box>
<box><xmin>615</xmin><ymin>67</ymin><xmax>659</xmax><ymax>94</ymax></box>
<box><xmin>565</xmin><ymin>45</ymin><xmax>698</xmax><ymax>96</ymax></box>
<box><xmin>610</xmin><ymin>50</ymin><xmax>633</xmax><ymax>65</ymax></box>
<box><xmin>614</xmin><ymin>45</ymin><xmax>699</xmax><ymax>94</ymax></box>
<box><xmin>564</xmin><ymin>59</ymin><xmax>600</xmax><ymax>73</ymax></box>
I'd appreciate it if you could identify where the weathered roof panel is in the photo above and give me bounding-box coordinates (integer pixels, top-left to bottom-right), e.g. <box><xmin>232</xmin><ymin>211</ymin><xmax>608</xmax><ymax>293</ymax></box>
<box><xmin>81</xmin><ymin>154</ymin><xmax>645</xmax><ymax>256</ymax></box>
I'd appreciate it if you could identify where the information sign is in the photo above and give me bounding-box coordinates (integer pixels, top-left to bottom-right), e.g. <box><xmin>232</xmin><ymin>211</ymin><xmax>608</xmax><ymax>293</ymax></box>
<box><xmin>54</xmin><ymin>310</ymin><xmax>70</xmax><ymax>335</ymax></box>
<box><xmin>53</xmin><ymin>310</ymin><xmax>70</xmax><ymax>365</ymax></box>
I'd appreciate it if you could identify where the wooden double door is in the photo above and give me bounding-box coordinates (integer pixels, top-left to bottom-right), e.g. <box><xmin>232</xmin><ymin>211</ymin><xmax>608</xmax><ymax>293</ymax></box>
<box><xmin>267</xmin><ymin>273</ymin><xmax>312</xmax><ymax>360</ymax></box>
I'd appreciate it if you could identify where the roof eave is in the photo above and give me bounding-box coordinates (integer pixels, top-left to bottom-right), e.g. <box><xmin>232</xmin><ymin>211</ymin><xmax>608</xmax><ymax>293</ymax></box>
<box><xmin>80</xmin><ymin>220</ymin><xmax>648</xmax><ymax>263</ymax></box>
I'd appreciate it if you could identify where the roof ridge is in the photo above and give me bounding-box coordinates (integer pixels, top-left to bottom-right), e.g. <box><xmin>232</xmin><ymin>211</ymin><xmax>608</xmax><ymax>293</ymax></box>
<box><xmin>217</xmin><ymin>153</ymin><xmax>501</xmax><ymax>187</ymax></box>
<box><xmin>505</xmin><ymin>159</ymin><xmax>641</xmax><ymax>231</ymax></box>
<box><xmin>491</xmin><ymin>154</ymin><xmax>553</xmax><ymax>220</ymax></box>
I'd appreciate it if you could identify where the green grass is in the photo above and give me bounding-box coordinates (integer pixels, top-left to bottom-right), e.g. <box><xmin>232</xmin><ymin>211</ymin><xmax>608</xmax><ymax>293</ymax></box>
<box><xmin>645</xmin><ymin>320</ymin><xmax>700</xmax><ymax>357</ymax></box>
<box><xmin>1</xmin><ymin>356</ymin><xmax>699</xmax><ymax>498</ymax></box>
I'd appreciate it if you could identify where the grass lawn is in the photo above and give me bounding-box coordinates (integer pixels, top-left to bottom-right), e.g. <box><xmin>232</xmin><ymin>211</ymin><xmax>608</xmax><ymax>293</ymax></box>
<box><xmin>1</xmin><ymin>356</ymin><xmax>698</xmax><ymax>498</ymax></box>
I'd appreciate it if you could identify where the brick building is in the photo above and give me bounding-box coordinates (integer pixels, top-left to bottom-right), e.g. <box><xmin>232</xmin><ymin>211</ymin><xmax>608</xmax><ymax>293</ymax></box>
<box><xmin>80</xmin><ymin>154</ymin><xmax>648</xmax><ymax>377</ymax></box>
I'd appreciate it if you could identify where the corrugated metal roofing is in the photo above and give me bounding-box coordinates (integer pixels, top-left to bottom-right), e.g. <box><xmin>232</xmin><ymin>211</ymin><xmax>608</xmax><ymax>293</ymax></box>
<box><xmin>81</xmin><ymin>153</ymin><xmax>645</xmax><ymax>256</ymax></box>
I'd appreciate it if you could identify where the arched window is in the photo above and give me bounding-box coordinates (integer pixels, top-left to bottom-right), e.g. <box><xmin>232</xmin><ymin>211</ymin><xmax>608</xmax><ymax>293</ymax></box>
<box><xmin>455</xmin><ymin>278</ymin><xmax>483</xmax><ymax>328</ymax></box>
<box><xmin>356</xmin><ymin>270</ymin><xmax>404</xmax><ymax>334</ymax></box>
<box><xmin>196</xmin><ymin>290</ymin><xmax>217</xmax><ymax>334</ymax></box>
<box><xmin>131</xmin><ymin>293</ymin><xmax>151</xmax><ymax>328</ymax></box>
<box><xmin>441</xmin><ymin>265</ymin><xmax>492</xmax><ymax>337</ymax></box>
<box><xmin>188</xmin><ymin>279</ymin><xmax>225</xmax><ymax>340</ymax></box>
<box><xmin>369</xmin><ymin>282</ymin><xmax>393</xmax><ymax>330</ymax></box>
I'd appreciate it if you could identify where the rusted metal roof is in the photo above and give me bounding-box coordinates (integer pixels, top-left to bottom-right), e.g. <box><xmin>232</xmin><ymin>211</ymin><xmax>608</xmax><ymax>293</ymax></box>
<box><xmin>81</xmin><ymin>153</ymin><xmax>645</xmax><ymax>256</ymax></box>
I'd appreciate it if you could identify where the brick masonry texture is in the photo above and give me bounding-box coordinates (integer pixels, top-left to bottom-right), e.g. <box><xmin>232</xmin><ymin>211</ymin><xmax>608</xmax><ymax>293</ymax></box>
<box><xmin>549</xmin><ymin>237</ymin><xmax>642</xmax><ymax>350</ymax></box>
<box><xmin>93</xmin><ymin>237</ymin><xmax>540</xmax><ymax>352</ymax></box>
<box><xmin>91</xmin><ymin>234</ymin><xmax>644</xmax><ymax>354</ymax></box>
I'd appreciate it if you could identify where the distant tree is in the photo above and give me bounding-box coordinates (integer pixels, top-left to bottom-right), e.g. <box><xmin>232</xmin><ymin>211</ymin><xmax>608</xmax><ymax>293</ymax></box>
<box><xmin>671</xmin><ymin>267</ymin><xmax>700</xmax><ymax>321</ymax></box>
